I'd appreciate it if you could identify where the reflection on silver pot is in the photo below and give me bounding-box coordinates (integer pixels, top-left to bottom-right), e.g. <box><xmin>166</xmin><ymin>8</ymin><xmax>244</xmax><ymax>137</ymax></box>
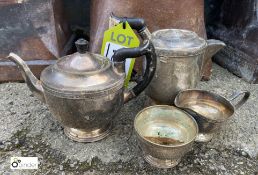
<box><xmin>6</xmin><ymin>38</ymin><xmax>157</xmax><ymax>142</ymax></box>
<box><xmin>174</xmin><ymin>89</ymin><xmax>250</xmax><ymax>142</ymax></box>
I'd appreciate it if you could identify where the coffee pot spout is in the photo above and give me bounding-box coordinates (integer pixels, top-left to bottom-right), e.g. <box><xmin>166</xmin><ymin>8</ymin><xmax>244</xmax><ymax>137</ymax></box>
<box><xmin>206</xmin><ymin>39</ymin><xmax>226</xmax><ymax>59</ymax></box>
<box><xmin>6</xmin><ymin>53</ymin><xmax>45</xmax><ymax>103</ymax></box>
<box><xmin>202</xmin><ymin>40</ymin><xmax>226</xmax><ymax>75</ymax></box>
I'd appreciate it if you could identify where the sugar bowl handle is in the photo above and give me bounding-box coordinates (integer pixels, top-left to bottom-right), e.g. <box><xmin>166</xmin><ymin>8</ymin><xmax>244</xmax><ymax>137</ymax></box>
<box><xmin>228</xmin><ymin>91</ymin><xmax>250</xmax><ymax>110</ymax></box>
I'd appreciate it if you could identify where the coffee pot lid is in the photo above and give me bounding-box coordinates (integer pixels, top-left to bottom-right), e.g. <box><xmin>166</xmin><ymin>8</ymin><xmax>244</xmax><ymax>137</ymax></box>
<box><xmin>40</xmin><ymin>39</ymin><xmax>124</xmax><ymax>98</ymax></box>
<box><xmin>151</xmin><ymin>29</ymin><xmax>207</xmax><ymax>57</ymax></box>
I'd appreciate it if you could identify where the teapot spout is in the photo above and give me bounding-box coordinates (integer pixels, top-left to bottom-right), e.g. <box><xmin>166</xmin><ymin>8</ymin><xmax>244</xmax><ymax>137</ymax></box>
<box><xmin>7</xmin><ymin>53</ymin><xmax>45</xmax><ymax>103</ymax></box>
<box><xmin>202</xmin><ymin>39</ymin><xmax>226</xmax><ymax>78</ymax></box>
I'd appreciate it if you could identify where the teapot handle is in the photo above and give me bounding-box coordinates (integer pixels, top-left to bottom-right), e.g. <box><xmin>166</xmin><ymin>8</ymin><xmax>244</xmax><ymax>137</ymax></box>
<box><xmin>110</xmin><ymin>13</ymin><xmax>151</xmax><ymax>40</ymax></box>
<box><xmin>110</xmin><ymin>13</ymin><xmax>146</xmax><ymax>32</ymax></box>
<box><xmin>112</xmin><ymin>40</ymin><xmax>157</xmax><ymax>103</ymax></box>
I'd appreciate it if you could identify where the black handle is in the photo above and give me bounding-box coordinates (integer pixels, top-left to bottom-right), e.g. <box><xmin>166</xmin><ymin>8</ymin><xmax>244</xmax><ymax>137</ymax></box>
<box><xmin>111</xmin><ymin>13</ymin><xmax>146</xmax><ymax>32</ymax></box>
<box><xmin>112</xmin><ymin>40</ymin><xmax>150</xmax><ymax>62</ymax></box>
<box><xmin>112</xmin><ymin>40</ymin><xmax>157</xmax><ymax>102</ymax></box>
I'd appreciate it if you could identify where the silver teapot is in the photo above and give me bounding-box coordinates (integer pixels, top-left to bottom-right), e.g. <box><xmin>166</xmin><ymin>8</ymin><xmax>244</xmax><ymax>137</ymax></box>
<box><xmin>6</xmin><ymin>38</ymin><xmax>157</xmax><ymax>142</ymax></box>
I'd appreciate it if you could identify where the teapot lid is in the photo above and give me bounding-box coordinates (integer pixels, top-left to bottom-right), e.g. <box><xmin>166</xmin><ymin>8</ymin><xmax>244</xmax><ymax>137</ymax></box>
<box><xmin>40</xmin><ymin>39</ymin><xmax>124</xmax><ymax>98</ymax></box>
<box><xmin>151</xmin><ymin>29</ymin><xmax>207</xmax><ymax>57</ymax></box>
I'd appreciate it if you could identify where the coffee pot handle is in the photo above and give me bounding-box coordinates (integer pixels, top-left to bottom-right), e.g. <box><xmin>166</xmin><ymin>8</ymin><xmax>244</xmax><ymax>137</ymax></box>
<box><xmin>112</xmin><ymin>40</ymin><xmax>157</xmax><ymax>103</ymax></box>
<box><xmin>228</xmin><ymin>91</ymin><xmax>250</xmax><ymax>110</ymax></box>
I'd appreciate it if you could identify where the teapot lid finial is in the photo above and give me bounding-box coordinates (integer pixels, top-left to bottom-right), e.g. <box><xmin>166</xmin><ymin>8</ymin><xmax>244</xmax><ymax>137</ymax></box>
<box><xmin>75</xmin><ymin>38</ymin><xmax>89</xmax><ymax>54</ymax></box>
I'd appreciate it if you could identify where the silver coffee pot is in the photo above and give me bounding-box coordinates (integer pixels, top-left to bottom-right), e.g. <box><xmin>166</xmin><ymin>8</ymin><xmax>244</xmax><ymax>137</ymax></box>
<box><xmin>145</xmin><ymin>29</ymin><xmax>226</xmax><ymax>104</ymax></box>
<box><xmin>111</xmin><ymin>15</ymin><xmax>226</xmax><ymax>104</ymax></box>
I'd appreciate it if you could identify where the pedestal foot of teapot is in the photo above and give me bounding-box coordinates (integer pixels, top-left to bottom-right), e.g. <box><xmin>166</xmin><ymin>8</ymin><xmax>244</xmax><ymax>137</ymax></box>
<box><xmin>195</xmin><ymin>133</ymin><xmax>214</xmax><ymax>142</ymax></box>
<box><xmin>143</xmin><ymin>154</ymin><xmax>181</xmax><ymax>169</ymax></box>
<box><xmin>64</xmin><ymin>123</ymin><xmax>112</xmax><ymax>142</ymax></box>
